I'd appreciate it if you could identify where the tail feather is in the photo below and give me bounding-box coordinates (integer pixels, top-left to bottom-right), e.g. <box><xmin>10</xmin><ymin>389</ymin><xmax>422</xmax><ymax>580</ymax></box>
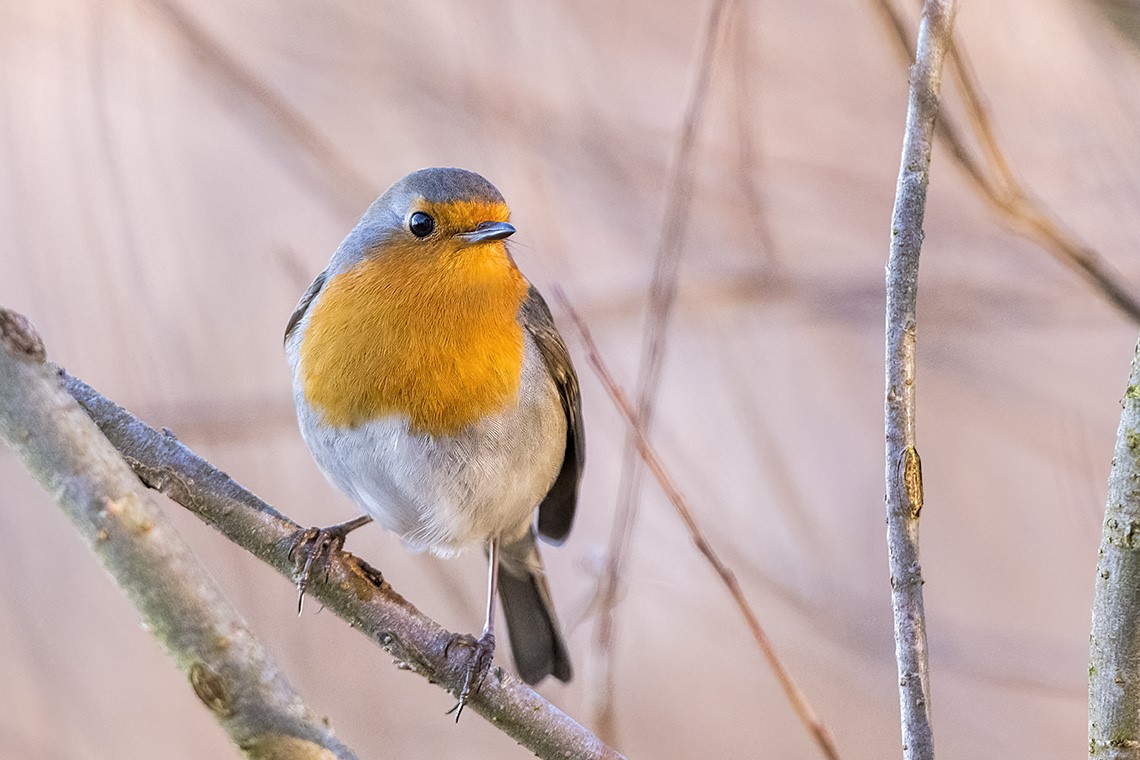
<box><xmin>498</xmin><ymin>531</ymin><xmax>572</xmax><ymax>685</ymax></box>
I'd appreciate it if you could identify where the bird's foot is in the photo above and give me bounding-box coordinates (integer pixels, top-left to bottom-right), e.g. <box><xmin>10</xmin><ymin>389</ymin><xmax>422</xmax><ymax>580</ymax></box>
<box><xmin>445</xmin><ymin>631</ymin><xmax>496</xmax><ymax>721</ymax></box>
<box><xmin>287</xmin><ymin>515</ymin><xmax>372</xmax><ymax>614</ymax></box>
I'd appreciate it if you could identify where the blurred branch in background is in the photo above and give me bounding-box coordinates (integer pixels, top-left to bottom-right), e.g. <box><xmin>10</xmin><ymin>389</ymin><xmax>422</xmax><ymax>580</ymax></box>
<box><xmin>555</xmin><ymin>289</ymin><xmax>842</xmax><ymax>760</ymax></box>
<box><xmin>1088</xmin><ymin>0</ymin><xmax>1140</xmax><ymax>49</ymax></box>
<box><xmin>591</xmin><ymin>0</ymin><xmax>737</xmax><ymax>742</ymax></box>
<box><xmin>730</xmin><ymin>0</ymin><xmax>782</xmax><ymax>271</ymax></box>
<box><xmin>144</xmin><ymin>0</ymin><xmax>376</xmax><ymax>217</ymax></box>
<box><xmin>1089</xmin><ymin>335</ymin><xmax>1140</xmax><ymax>759</ymax></box>
<box><xmin>0</xmin><ymin>307</ymin><xmax>628</xmax><ymax>760</ymax></box>
<box><xmin>872</xmin><ymin>0</ymin><xmax>1140</xmax><ymax>324</ymax></box>
<box><xmin>883</xmin><ymin>1</ymin><xmax>959</xmax><ymax>759</ymax></box>
<box><xmin>0</xmin><ymin>309</ymin><xmax>359</xmax><ymax>760</ymax></box>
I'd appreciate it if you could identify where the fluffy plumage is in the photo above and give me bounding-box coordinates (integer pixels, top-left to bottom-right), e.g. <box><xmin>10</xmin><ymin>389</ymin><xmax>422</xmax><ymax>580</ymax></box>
<box><xmin>285</xmin><ymin>167</ymin><xmax>582</xmax><ymax>684</ymax></box>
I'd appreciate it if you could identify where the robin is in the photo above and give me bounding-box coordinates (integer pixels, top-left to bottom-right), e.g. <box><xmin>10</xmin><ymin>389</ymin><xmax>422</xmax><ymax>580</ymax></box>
<box><xmin>284</xmin><ymin>167</ymin><xmax>582</xmax><ymax>709</ymax></box>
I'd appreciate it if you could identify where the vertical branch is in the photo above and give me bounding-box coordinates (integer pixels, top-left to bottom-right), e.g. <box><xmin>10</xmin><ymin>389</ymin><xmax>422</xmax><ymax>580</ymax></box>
<box><xmin>871</xmin><ymin>0</ymin><xmax>1140</xmax><ymax>324</ymax></box>
<box><xmin>1089</xmin><ymin>338</ymin><xmax>1140</xmax><ymax>760</ymax></box>
<box><xmin>593</xmin><ymin>0</ymin><xmax>734</xmax><ymax>739</ymax></box>
<box><xmin>884</xmin><ymin>2</ymin><xmax>958</xmax><ymax>759</ymax></box>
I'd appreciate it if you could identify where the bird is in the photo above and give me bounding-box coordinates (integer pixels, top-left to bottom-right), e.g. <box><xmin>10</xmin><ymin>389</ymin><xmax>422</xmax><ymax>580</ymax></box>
<box><xmin>284</xmin><ymin>167</ymin><xmax>583</xmax><ymax>711</ymax></box>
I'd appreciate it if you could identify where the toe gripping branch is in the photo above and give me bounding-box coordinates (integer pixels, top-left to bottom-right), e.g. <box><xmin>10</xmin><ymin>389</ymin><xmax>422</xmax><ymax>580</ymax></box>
<box><xmin>445</xmin><ymin>631</ymin><xmax>496</xmax><ymax>721</ymax></box>
<box><xmin>288</xmin><ymin>515</ymin><xmax>373</xmax><ymax>613</ymax></box>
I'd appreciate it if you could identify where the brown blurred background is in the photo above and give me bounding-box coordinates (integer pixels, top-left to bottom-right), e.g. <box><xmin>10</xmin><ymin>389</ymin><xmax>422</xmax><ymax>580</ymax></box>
<box><xmin>4</xmin><ymin>0</ymin><xmax>1140</xmax><ymax>757</ymax></box>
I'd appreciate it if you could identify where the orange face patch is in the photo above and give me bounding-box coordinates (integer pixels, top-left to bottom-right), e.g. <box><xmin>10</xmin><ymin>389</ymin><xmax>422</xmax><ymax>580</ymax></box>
<box><xmin>411</xmin><ymin>198</ymin><xmax>510</xmax><ymax>240</ymax></box>
<box><xmin>300</xmin><ymin>216</ymin><xmax>528</xmax><ymax>436</ymax></box>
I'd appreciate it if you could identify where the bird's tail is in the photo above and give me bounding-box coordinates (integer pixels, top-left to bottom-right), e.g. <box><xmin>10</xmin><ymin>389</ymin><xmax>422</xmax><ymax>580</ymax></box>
<box><xmin>498</xmin><ymin>530</ymin><xmax>572</xmax><ymax>685</ymax></box>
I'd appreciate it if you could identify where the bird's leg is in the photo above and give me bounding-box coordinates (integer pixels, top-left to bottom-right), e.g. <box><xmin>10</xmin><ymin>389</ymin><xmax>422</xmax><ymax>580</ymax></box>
<box><xmin>448</xmin><ymin>536</ymin><xmax>500</xmax><ymax>721</ymax></box>
<box><xmin>288</xmin><ymin>514</ymin><xmax>374</xmax><ymax>613</ymax></box>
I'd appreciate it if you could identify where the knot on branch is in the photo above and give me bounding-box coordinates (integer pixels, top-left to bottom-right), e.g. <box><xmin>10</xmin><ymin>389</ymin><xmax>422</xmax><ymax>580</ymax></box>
<box><xmin>0</xmin><ymin>309</ymin><xmax>46</xmax><ymax>362</ymax></box>
<box><xmin>1103</xmin><ymin>517</ymin><xmax>1140</xmax><ymax>550</ymax></box>
<box><xmin>190</xmin><ymin>661</ymin><xmax>235</xmax><ymax>717</ymax></box>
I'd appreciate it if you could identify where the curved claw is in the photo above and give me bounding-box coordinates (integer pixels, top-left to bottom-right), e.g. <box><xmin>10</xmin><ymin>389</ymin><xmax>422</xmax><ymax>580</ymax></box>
<box><xmin>446</xmin><ymin>632</ymin><xmax>496</xmax><ymax>721</ymax></box>
<box><xmin>288</xmin><ymin>516</ymin><xmax>372</xmax><ymax>614</ymax></box>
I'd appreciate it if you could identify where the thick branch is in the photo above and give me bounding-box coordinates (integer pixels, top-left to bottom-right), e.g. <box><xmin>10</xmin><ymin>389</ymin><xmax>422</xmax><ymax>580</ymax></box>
<box><xmin>53</xmin><ymin>368</ymin><xmax>622</xmax><ymax>758</ymax></box>
<box><xmin>0</xmin><ymin>309</ymin><xmax>358</xmax><ymax>759</ymax></box>
<box><xmin>884</xmin><ymin>1</ymin><xmax>958</xmax><ymax>759</ymax></box>
<box><xmin>1089</xmin><ymin>337</ymin><xmax>1140</xmax><ymax>759</ymax></box>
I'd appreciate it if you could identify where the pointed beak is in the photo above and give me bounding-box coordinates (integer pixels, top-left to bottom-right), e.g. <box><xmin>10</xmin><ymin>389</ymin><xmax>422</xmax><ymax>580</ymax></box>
<box><xmin>458</xmin><ymin>221</ymin><xmax>516</xmax><ymax>245</ymax></box>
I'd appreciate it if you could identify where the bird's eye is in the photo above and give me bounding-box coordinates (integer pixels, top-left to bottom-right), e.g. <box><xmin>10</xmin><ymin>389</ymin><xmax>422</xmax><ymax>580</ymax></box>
<box><xmin>408</xmin><ymin>211</ymin><xmax>435</xmax><ymax>238</ymax></box>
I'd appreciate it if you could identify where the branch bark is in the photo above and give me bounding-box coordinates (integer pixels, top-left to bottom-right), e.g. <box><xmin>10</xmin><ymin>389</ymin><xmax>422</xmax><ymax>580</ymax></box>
<box><xmin>1089</xmin><ymin>337</ymin><xmax>1140</xmax><ymax>760</ymax></box>
<box><xmin>0</xmin><ymin>309</ymin><xmax>358</xmax><ymax>759</ymax></box>
<box><xmin>872</xmin><ymin>0</ymin><xmax>1140</xmax><ymax>324</ymax></box>
<box><xmin>48</xmin><ymin>354</ymin><xmax>622</xmax><ymax>758</ymax></box>
<box><xmin>883</xmin><ymin>1</ymin><xmax>958</xmax><ymax>759</ymax></box>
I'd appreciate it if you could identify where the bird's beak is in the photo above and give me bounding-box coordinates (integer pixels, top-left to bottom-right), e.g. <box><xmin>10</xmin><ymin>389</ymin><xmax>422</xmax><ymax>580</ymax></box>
<box><xmin>458</xmin><ymin>221</ymin><xmax>516</xmax><ymax>245</ymax></box>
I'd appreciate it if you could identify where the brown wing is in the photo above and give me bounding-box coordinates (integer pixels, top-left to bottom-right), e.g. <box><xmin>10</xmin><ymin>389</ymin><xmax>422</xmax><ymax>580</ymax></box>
<box><xmin>520</xmin><ymin>285</ymin><xmax>584</xmax><ymax>543</ymax></box>
<box><xmin>284</xmin><ymin>270</ymin><xmax>327</xmax><ymax>346</ymax></box>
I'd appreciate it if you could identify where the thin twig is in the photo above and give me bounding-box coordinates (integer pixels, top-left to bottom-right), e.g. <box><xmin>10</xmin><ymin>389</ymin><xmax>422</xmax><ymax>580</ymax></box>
<box><xmin>143</xmin><ymin>0</ymin><xmax>375</xmax><ymax>217</ymax></box>
<box><xmin>731</xmin><ymin>0</ymin><xmax>782</xmax><ymax>270</ymax></box>
<box><xmin>554</xmin><ymin>289</ymin><xmax>842</xmax><ymax>760</ymax></box>
<box><xmin>1089</xmin><ymin>337</ymin><xmax>1140</xmax><ymax>759</ymax></box>
<box><xmin>872</xmin><ymin>0</ymin><xmax>1140</xmax><ymax>324</ymax></box>
<box><xmin>0</xmin><ymin>309</ymin><xmax>358</xmax><ymax>760</ymax></box>
<box><xmin>883</xmin><ymin>2</ymin><xmax>958</xmax><ymax>759</ymax></box>
<box><xmin>594</xmin><ymin>0</ymin><xmax>735</xmax><ymax>739</ymax></box>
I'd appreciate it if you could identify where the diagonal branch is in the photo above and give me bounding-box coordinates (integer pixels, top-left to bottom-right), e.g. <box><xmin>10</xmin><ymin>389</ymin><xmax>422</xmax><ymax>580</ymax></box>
<box><xmin>1089</xmin><ymin>336</ymin><xmax>1140</xmax><ymax>759</ymax></box>
<box><xmin>142</xmin><ymin>0</ymin><xmax>376</xmax><ymax>217</ymax></box>
<box><xmin>56</xmin><ymin>367</ymin><xmax>625</xmax><ymax>760</ymax></box>
<box><xmin>0</xmin><ymin>309</ymin><xmax>358</xmax><ymax>760</ymax></box>
<box><xmin>883</xmin><ymin>2</ymin><xmax>958</xmax><ymax>759</ymax></box>
<box><xmin>872</xmin><ymin>0</ymin><xmax>1140</xmax><ymax>324</ymax></box>
<box><xmin>555</xmin><ymin>290</ymin><xmax>842</xmax><ymax>760</ymax></box>
<box><xmin>0</xmin><ymin>306</ymin><xmax>623</xmax><ymax>760</ymax></box>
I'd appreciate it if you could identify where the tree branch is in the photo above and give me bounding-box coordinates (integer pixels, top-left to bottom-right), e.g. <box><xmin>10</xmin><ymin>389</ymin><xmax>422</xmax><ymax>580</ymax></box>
<box><xmin>45</xmin><ymin>350</ymin><xmax>622</xmax><ymax>758</ymax></box>
<box><xmin>594</xmin><ymin>0</ymin><xmax>735</xmax><ymax>739</ymax></box>
<box><xmin>884</xmin><ymin>1</ymin><xmax>958</xmax><ymax>759</ymax></box>
<box><xmin>872</xmin><ymin>0</ymin><xmax>1140</xmax><ymax>324</ymax></box>
<box><xmin>0</xmin><ymin>309</ymin><xmax>358</xmax><ymax>760</ymax></box>
<box><xmin>555</xmin><ymin>289</ymin><xmax>842</xmax><ymax>760</ymax></box>
<box><xmin>1089</xmin><ymin>337</ymin><xmax>1140</xmax><ymax>760</ymax></box>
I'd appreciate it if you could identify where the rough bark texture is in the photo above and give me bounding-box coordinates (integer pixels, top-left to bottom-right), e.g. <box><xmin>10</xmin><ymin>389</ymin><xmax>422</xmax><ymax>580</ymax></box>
<box><xmin>1089</xmin><ymin>337</ymin><xmax>1140</xmax><ymax>760</ymax></box>
<box><xmin>58</xmin><ymin>374</ymin><xmax>624</xmax><ymax>760</ymax></box>
<box><xmin>883</xmin><ymin>2</ymin><xmax>959</xmax><ymax>759</ymax></box>
<box><xmin>0</xmin><ymin>309</ymin><xmax>358</xmax><ymax>759</ymax></box>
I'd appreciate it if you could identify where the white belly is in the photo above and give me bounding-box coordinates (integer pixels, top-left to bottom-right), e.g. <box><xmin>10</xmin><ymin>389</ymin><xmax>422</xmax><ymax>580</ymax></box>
<box><xmin>290</xmin><ymin>333</ymin><xmax>566</xmax><ymax>555</ymax></box>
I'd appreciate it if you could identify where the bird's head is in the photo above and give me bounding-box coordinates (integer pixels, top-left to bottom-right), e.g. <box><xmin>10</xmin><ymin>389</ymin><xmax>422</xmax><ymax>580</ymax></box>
<box><xmin>337</xmin><ymin>168</ymin><xmax>517</xmax><ymax>270</ymax></box>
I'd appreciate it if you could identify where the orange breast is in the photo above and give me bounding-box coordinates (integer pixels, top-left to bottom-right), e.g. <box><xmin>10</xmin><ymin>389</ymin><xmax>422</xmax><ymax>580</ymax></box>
<box><xmin>300</xmin><ymin>243</ymin><xmax>529</xmax><ymax>436</ymax></box>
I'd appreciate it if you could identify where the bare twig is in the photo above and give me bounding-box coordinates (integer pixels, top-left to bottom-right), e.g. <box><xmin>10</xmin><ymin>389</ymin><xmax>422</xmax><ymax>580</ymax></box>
<box><xmin>883</xmin><ymin>2</ymin><xmax>958</xmax><ymax>758</ymax></box>
<box><xmin>0</xmin><ymin>309</ymin><xmax>358</xmax><ymax>760</ymax></box>
<box><xmin>594</xmin><ymin>0</ymin><xmax>735</xmax><ymax>739</ymax></box>
<box><xmin>731</xmin><ymin>0</ymin><xmax>782</xmax><ymax>270</ymax></box>
<box><xmin>1089</xmin><ymin>337</ymin><xmax>1140</xmax><ymax>759</ymax></box>
<box><xmin>50</xmin><ymin>366</ymin><xmax>622</xmax><ymax>760</ymax></box>
<box><xmin>555</xmin><ymin>290</ymin><xmax>842</xmax><ymax>760</ymax></box>
<box><xmin>142</xmin><ymin>0</ymin><xmax>375</xmax><ymax>217</ymax></box>
<box><xmin>872</xmin><ymin>0</ymin><xmax>1140</xmax><ymax>324</ymax></box>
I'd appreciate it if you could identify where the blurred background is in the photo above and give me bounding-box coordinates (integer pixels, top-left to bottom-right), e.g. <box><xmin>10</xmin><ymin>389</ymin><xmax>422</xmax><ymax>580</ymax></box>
<box><xmin>4</xmin><ymin>0</ymin><xmax>1140</xmax><ymax>757</ymax></box>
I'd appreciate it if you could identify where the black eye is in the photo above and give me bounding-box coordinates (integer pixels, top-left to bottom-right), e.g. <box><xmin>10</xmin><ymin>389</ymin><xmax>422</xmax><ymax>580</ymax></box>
<box><xmin>409</xmin><ymin>211</ymin><xmax>435</xmax><ymax>238</ymax></box>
